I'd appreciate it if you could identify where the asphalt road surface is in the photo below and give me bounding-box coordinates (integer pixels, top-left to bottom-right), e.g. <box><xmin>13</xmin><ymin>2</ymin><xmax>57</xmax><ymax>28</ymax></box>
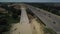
<box><xmin>26</xmin><ymin>5</ymin><xmax>60</xmax><ymax>34</ymax></box>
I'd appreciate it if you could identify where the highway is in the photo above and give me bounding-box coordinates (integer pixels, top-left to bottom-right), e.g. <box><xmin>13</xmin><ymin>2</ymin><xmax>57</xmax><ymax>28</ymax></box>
<box><xmin>1</xmin><ymin>4</ymin><xmax>60</xmax><ymax>34</ymax></box>
<box><xmin>26</xmin><ymin>4</ymin><xmax>60</xmax><ymax>34</ymax></box>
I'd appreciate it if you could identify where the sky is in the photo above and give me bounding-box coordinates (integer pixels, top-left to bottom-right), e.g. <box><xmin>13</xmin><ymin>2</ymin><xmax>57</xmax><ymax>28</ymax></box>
<box><xmin>0</xmin><ymin>0</ymin><xmax>60</xmax><ymax>2</ymax></box>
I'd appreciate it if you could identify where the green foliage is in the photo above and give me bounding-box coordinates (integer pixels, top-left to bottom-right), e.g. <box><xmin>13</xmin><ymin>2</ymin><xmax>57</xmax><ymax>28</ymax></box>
<box><xmin>28</xmin><ymin>3</ymin><xmax>60</xmax><ymax>16</ymax></box>
<box><xmin>7</xmin><ymin>15</ymin><xmax>20</xmax><ymax>24</ymax></box>
<box><xmin>0</xmin><ymin>9</ymin><xmax>20</xmax><ymax>34</ymax></box>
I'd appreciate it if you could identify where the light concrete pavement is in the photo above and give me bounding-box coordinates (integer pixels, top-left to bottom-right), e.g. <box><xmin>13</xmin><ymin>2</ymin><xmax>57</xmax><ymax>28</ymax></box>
<box><xmin>20</xmin><ymin>5</ymin><xmax>33</xmax><ymax>34</ymax></box>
